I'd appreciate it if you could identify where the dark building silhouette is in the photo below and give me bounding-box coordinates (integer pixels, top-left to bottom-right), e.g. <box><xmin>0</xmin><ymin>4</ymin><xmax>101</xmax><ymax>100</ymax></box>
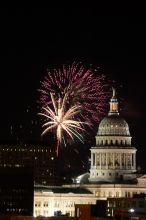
<box><xmin>0</xmin><ymin>142</ymin><xmax>60</xmax><ymax>186</ymax></box>
<box><xmin>75</xmin><ymin>200</ymin><xmax>107</xmax><ymax>220</ymax></box>
<box><xmin>0</xmin><ymin>167</ymin><xmax>34</xmax><ymax>217</ymax></box>
<box><xmin>107</xmin><ymin>195</ymin><xmax>146</xmax><ymax>218</ymax></box>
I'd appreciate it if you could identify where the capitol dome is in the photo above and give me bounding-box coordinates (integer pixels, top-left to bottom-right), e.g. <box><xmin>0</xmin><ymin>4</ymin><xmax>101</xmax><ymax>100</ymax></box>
<box><xmin>97</xmin><ymin>115</ymin><xmax>130</xmax><ymax>136</ymax></box>
<box><xmin>97</xmin><ymin>88</ymin><xmax>130</xmax><ymax>137</ymax></box>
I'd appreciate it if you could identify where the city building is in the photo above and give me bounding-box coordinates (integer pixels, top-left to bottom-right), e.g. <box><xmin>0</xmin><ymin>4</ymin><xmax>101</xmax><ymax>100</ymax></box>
<box><xmin>0</xmin><ymin>142</ymin><xmax>58</xmax><ymax>186</ymax></box>
<box><xmin>33</xmin><ymin>88</ymin><xmax>146</xmax><ymax>217</ymax></box>
<box><xmin>107</xmin><ymin>194</ymin><xmax>146</xmax><ymax>218</ymax></box>
<box><xmin>75</xmin><ymin>201</ymin><xmax>107</xmax><ymax>219</ymax></box>
<box><xmin>0</xmin><ymin>167</ymin><xmax>34</xmax><ymax>219</ymax></box>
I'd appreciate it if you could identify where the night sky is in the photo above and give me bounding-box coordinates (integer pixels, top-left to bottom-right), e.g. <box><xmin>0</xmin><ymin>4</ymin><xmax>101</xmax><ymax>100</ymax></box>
<box><xmin>0</xmin><ymin>8</ymin><xmax>146</xmax><ymax>171</ymax></box>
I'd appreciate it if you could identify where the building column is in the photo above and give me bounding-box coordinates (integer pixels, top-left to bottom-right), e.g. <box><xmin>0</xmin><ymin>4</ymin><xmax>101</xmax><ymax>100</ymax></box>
<box><xmin>124</xmin><ymin>153</ymin><xmax>126</xmax><ymax>169</ymax></box>
<box><xmin>132</xmin><ymin>153</ymin><xmax>134</xmax><ymax>168</ymax></box>
<box><xmin>95</xmin><ymin>153</ymin><xmax>97</xmax><ymax>167</ymax></box>
<box><xmin>91</xmin><ymin>153</ymin><xmax>93</xmax><ymax>166</ymax></box>
<box><xmin>113</xmin><ymin>153</ymin><xmax>115</xmax><ymax>169</ymax></box>
<box><xmin>106</xmin><ymin>153</ymin><xmax>108</xmax><ymax>169</ymax></box>
<box><xmin>120</xmin><ymin>153</ymin><xmax>122</xmax><ymax>169</ymax></box>
<box><xmin>134</xmin><ymin>153</ymin><xmax>136</xmax><ymax>170</ymax></box>
<box><xmin>130</xmin><ymin>154</ymin><xmax>132</xmax><ymax>169</ymax></box>
<box><xmin>100</xmin><ymin>153</ymin><xmax>102</xmax><ymax>169</ymax></box>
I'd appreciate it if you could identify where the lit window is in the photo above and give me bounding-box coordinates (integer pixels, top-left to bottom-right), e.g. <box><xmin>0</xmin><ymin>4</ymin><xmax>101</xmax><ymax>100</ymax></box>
<box><xmin>96</xmin><ymin>191</ymin><xmax>101</xmax><ymax>197</ymax></box>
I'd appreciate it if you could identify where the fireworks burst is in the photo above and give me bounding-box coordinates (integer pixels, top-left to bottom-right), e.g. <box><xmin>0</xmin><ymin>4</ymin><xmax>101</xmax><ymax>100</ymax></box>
<box><xmin>38</xmin><ymin>93</ymin><xmax>86</xmax><ymax>155</ymax></box>
<box><xmin>39</xmin><ymin>62</ymin><xmax>110</xmax><ymax>128</ymax></box>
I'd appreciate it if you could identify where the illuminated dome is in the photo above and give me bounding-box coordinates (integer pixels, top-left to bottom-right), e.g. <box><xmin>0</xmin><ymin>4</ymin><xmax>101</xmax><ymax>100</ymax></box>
<box><xmin>97</xmin><ymin>88</ymin><xmax>130</xmax><ymax>136</ymax></box>
<box><xmin>98</xmin><ymin>115</ymin><xmax>130</xmax><ymax>136</ymax></box>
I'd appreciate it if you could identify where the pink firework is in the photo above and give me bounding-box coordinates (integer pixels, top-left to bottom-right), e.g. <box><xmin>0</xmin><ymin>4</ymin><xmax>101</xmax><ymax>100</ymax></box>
<box><xmin>38</xmin><ymin>62</ymin><xmax>110</xmax><ymax>129</ymax></box>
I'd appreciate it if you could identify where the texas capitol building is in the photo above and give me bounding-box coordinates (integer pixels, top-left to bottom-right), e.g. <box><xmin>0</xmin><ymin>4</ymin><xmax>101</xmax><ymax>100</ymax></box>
<box><xmin>34</xmin><ymin>89</ymin><xmax>146</xmax><ymax>217</ymax></box>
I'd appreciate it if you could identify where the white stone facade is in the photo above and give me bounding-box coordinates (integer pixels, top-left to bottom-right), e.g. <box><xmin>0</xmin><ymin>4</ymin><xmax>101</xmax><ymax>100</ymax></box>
<box><xmin>34</xmin><ymin>178</ymin><xmax>146</xmax><ymax>217</ymax></box>
<box><xmin>90</xmin><ymin>148</ymin><xmax>137</xmax><ymax>182</ymax></box>
<box><xmin>34</xmin><ymin>186</ymin><xmax>97</xmax><ymax>217</ymax></box>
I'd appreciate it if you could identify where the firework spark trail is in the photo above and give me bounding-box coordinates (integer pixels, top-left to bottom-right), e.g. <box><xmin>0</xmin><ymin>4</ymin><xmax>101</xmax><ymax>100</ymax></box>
<box><xmin>39</xmin><ymin>62</ymin><xmax>109</xmax><ymax>129</ymax></box>
<box><xmin>38</xmin><ymin>93</ymin><xmax>86</xmax><ymax>156</ymax></box>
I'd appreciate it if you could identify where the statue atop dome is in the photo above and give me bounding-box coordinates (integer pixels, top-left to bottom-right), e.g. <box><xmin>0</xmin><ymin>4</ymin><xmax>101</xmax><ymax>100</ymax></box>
<box><xmin>109</xmin><ymin>87</ymin><xmax>119</xmax><ymax>116</ymax></box>
<box><xmin>112</xmin><ymin>87</ymin><xmax>116</xmax><ymax>99</ymax></box>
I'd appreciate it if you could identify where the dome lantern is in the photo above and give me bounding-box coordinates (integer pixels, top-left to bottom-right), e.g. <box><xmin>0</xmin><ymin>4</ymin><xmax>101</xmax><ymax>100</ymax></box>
<box><xmin>108</xmin><ymin>87</ymin><xmax>119</xmax><ymax>116</ymax></box>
